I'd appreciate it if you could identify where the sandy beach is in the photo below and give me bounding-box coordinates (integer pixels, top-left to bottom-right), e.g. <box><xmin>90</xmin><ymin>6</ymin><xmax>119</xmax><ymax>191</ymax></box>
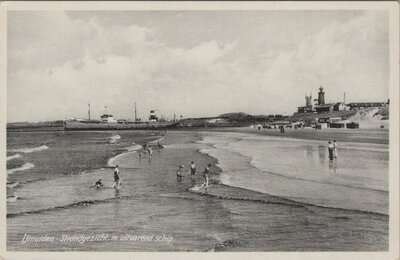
<box><xmin>201</xmin><ymin>126</ymin><xmax>389</xmax><ymax>144</ymax></box>
<box><xmin>7</xmin><ymin>128</ymin><xmax>388</xmax><ymax>251</ymax></box>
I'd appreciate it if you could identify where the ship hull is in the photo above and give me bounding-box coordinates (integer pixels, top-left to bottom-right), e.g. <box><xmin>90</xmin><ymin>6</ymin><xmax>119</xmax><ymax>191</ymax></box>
<box><xmin>63</xmin><ymin>121</ymin><xmax>177</xmax><ymax>131</ymax></box>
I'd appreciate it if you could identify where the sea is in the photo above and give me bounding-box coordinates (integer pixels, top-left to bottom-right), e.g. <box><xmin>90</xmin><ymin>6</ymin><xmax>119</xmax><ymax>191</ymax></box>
<box><xmin>6</xmin><ymin>129</ymin><xmax>389</xmax><ymax>251</ymax></box>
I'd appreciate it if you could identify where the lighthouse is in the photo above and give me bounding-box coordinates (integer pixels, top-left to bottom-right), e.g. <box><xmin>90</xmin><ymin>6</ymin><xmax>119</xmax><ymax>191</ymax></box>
<box><xmin>318</xmin><ymin>86</ymin><xmax>325</xmax><ymax>106</ymax></box>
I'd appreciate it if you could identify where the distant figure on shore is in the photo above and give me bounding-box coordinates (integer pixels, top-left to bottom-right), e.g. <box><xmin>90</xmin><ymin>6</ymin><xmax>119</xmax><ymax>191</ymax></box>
<box><xmin>113</xmin><ymin>165</ymin><xmax>121</xmax><ymax>188</ymax></box>
<box><xmin>279</xmin><ymin>126</ymin><xmax>285</xmax><ymax>134</ymax></box>
<box><xmin>190</xmin><ymin>161</ymin><xmax>197</xmax><ymax>176</ymax></box>
<box><xmin>333</xmin><ymin>140</ymin><xmax>338</xmax><ymax>158</ymax></box>
<box><xmin>202</xmin><ymin>164</ymin><xmax>212</xmax><ymax>187</ymax></box>
<box><xmin>90</xmin><ymin>179</ymin><xmax>104</xmax><ymax>189</ymax></box>
<box><xmin>328</xmin><ymin>141</ymin><xmax>334</xmax><ymax>161</ymax></box>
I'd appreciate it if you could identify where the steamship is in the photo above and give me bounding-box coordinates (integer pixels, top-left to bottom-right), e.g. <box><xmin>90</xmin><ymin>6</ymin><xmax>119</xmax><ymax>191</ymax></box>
<box><xmin>63</xmin><ymin>106</ymin><xmax>177</xmax><ymax>131</ymax></box>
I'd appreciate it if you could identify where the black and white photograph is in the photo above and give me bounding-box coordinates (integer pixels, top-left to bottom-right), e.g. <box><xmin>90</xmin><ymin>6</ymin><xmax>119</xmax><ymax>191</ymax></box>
<box><xmin>0</xmin><ymin>1</ymin><xmax>399</xmax><ymax>259</ymax></box>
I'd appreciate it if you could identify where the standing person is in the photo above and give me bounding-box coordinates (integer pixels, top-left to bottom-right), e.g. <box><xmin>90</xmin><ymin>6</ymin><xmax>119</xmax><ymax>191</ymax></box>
<box><xmin>328</xmin><ymin>141</ymin><xmax>334</xmax><ymax>161</ymax></box>
<box><xmin>333</xmin><ymin>140</ymin><xmax>338</xmax><ymax>158</ymax></box>
<box><xmin>113</xmin><ymin>165</ymin><xmax>121</xmax><ymax>188</ymax></box>
<box><xmin>203</xmin><ymin>164</ymin><xmax>212</xmax><ymax>187</ymax></box>
<box><xmin>176</xmin><ymin>164</ymin><xmax>186</xmax><ymax>179</ymax></box>
<box><xmin>190</xmin><ymin>161</ymin><xmax>196</xmax><ymax>176</ymax></box>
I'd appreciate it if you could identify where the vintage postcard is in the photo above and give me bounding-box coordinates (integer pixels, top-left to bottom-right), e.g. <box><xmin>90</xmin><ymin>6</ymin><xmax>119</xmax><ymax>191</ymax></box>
<box><xmin>0</xmin><ymin>1</ymin><xmax>399</xmax><ymax>260</ymax></box>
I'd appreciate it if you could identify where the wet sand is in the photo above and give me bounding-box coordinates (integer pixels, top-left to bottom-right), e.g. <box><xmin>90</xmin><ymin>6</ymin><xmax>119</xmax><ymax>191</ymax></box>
<box><xmin>201</xmin><ymin>127</ymin><xmax>389</xmax><ymax>144</ymax></box>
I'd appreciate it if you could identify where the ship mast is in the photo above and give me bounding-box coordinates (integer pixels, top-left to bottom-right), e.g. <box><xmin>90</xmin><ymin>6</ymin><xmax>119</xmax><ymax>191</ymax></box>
<box><xmin>88</xmin><ymin>101</ymin><xmax>91</xmax><ymax>120</ymax></box>
<box><xmin>134</xmin><ymin>102</ymin><xmax>137</xmax><ymax>121</ymax></box>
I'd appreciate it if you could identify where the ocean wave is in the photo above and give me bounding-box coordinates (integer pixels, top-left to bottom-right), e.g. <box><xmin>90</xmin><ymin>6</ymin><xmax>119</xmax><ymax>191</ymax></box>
<box><xmin>7</xmin><ymin>195</ymin><xmax>133</xmax><ymax>218</ymax></box>
<box><xmin>7</xmin><ymin>163</ymin><xmax>35</xmax><ymax>175</ymax></box>
<box><xmin>148</xmin><ymin>136</ymin><xmax>164</xmax><ymax>144</ymax></box>
<box><xmin>207</xmin><ymin>239</ymin><xmax>242</xmax><ymax>252</ymax></box>
<box><xmin>110</xmin><ymin>134</ymin><xmax>121</xmax><ymax>143</ymax></box>
<box><xmin>7</xmin><ymin>196</ymin><xmax>20</xmax><ymax>203</ymax></box>
<box><xmin>8</xmin><ymin>145</ymin><xmax>49</xmax><ymax>154</ymax></box>
<box><xmin>189</xmin><ymin>184</ymin><xmax>388</xmax><ymax>217</ymax></box>
<box><xmin>7</xmin><ymin>154</ymin><xmax>22</xmax><ymax>161</ymax></box>
<box><xmin>128</xmin><ymin>144</ymin><xmax>143</xmax><ymax>152</ymax></box>
<box><xmin>7</xmin><ymin>181</ymin><xmax>22</xmax><ymax>189</ymax></box>
<box><xmin>107</xmin><ymin>143</ymin><xmax>142</xmax><ymax>167</ymax></box>
<box><xmin>246</xmin><ymin>159</ymin><xmax>388</xmax><ymax>193</ymax></box>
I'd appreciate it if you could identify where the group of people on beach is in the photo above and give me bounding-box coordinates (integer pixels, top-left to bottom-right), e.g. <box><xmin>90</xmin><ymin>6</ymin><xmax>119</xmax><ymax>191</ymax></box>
<box><xmin>138</xmin><ymin>141</ymin><xmax>164</xmax><ymax>159</ymax></box>
<box><xmin>176</xmin><ymin>161</ymin><xmax>212</xmax><ymax>187</ymax></box>
<box><xmin>92</xmin><ymin>138</ymin><xmax>213</xmax><ymax>190</ymax></box>
<box><xmin>328</xmin><ymin>140</ymin><xmax>338</xmax><ymax>161</ymax></box>
<box><xmin>91</xmin><ymin>164</ymin><xmax>121</xmax><ymax>189</ymax></box>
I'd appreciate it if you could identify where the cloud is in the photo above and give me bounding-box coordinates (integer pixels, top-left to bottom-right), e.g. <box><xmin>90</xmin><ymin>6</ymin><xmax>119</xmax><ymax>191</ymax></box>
<box><xmin>7</xmin><ymin>11</ymin><xmax>389</xmax><ymax>122</ymax></box>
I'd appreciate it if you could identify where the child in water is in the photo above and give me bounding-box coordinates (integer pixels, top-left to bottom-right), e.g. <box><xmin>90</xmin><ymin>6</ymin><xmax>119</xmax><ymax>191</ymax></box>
<box><xmin>113</xmin><ymin>165</ymin><xmax>121</xmax><ymax>188</ymax></box>
<box><xmin>90</xmin><ymin>179</ymin><xmax>104</xmax><ymax>189</ymax></box>
<box><xmin>202</xmin><ymin>164</ymin><xmax>212</xmax><ymax>187</ymax></box>
<box><xmin>190</xmin><ymin>161</ymin><xmax>196</xmax><ymax>176</ymax></box>
<box><xmin>176</xmin><ymin>164</ymin><xmax>187</xmax><ymax>179</ymax></box>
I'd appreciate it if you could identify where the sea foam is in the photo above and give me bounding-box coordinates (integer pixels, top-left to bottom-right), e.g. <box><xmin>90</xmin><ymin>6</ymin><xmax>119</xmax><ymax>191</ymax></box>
<box><xmin>7</xmin><ymin>163</ymin><xmax>35</xmax><ymax>175</ymax></box>
<box><xmin>9</xmin><ymin>145</ymin><xmax>49</xmax><ymax>154</ymax></box>
<box><xmin>110</xmin><ymin>134</ymin><xmax>121</xmax><ymax>143</ymax></box>
<box><xmin>7</xmin><ymin>154</ymin><xmax>22</xmax><ymax>161</ymax></box>
<box><xmin>107</xmin><ymin>143</ymin><xmax>142</xmax><ymax>167</ymax></box>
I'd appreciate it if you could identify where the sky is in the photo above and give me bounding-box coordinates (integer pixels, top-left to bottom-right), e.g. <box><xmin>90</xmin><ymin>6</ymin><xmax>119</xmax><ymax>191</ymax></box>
<box><xmin>7</xmin><ymin>10</ymin><xmax>389</xmax><ymax>122</ymax></box>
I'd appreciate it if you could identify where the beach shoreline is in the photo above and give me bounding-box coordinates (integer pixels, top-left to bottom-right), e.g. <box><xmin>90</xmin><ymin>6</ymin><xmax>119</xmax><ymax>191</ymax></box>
<box><xmin>7</xmin><ymin>129</ymin><xmax>389</xmax><ymax>251</ymax></box>
<box><xmin>174</xmin><ymin>126</ymin><xmax>389</xmax><ymax>145</ymax></box>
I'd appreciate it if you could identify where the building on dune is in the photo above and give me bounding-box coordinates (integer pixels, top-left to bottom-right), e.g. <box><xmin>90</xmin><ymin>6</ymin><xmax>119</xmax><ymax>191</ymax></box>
<box><xmin>296</xmin><ymin>86</ymin><xmax>385</xmax><ymax>115</ymax></box>
<box><xmin>289</xmin><ymin>86</ymin><xmax>388</xmax><ymax>129</ymax></box>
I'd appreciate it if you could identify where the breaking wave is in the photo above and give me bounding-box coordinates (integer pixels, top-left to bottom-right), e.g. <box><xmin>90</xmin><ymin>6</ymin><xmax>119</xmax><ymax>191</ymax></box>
<box><xmin>107</xmin><ymin>143</ymin><xmax>142</xmax><ymax>167</ymax></box>
<box><xmin>148</xmin><ymin>136</ymin><xmax>164</xmax><ymax>144</ymax></box>
<box><xmin>7</xmin><ymin>181</ymin><xmax>22</xmax><ymax>189</ymax></box>
<box><xmin>189</xmin><ymin>184</ymin><xmax>388</xmax><ymax>217</ymax></box>
<box><xmin>207</xmin><ymin>239</ymin><xmax>242</xmax><ymax>252</ymax></box>
<box><xmin>110</xmin><ymin>134</ymin><xmax>121</xmax><ymax>143</ymax></box>
<box><xmin>7</xmin><ymin>196</ymin><xmax>20</xmax><ymax>203</ymax></box>
<box><xmin>8</xmin><ymin>145</ymin><xmax>49</xmax><ymax>154</ymax></box>
<box><xmin>7</xmin><ymin>163</ymin><xmax>35</xmax><ymax>175</ymax></box>
<box><xmin>7</xmin><ymin>195</ymin><xmax>133</xmax><ymax>218</ymax></box>
<box><xmin>7</xmin><ymin>154</ymin><xmax>22</xmax><ymax>161</ymax></box>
